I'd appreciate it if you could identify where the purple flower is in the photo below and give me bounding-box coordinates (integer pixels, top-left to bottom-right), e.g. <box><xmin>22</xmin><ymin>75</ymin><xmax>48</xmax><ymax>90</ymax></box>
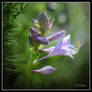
<box><xmin>32</xmin><ymin>65</ymin><xmax>56</xmax><ymax>74</ymax></box>
<box><xmin>33</xmin><ymin>34</ymin><xmax>82</xmax><ymax>63</ymax></box>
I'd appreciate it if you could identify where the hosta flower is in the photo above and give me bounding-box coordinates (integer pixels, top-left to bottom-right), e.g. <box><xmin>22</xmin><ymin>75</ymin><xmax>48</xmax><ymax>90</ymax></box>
<box><xmin>27</xmin><ymin>12</ymin><xmax>83</xmax><ymax>76</ymax></box>
<box><xmin>32</xmin><ymin>65</ymin><xmax>56</xmax><ymax>74</ymax></box>
<box><xmin>33</xmin><ymin>34</ymin><xmax>82</xmax><ymax>63</ymax></box>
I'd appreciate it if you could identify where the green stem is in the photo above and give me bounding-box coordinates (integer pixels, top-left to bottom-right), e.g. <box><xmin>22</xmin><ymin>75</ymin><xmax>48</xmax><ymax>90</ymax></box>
<box><xmin>26</xmin><ymin>55</ymin><xmax>34</xmax><ymax>76</ymax></box>
<box><xmin>25</xmin><ymin>47</ymin><xmax>39</xmax><ymax>76</ymax></box>
<box><xmin>25</xmin><ymin>46</ymin><xmax>40</xmax><ymax>88</ymax></box>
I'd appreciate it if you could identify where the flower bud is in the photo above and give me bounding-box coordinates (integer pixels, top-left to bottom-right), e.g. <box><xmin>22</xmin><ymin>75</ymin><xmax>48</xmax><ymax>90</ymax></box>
<box><xmin>38</xmin><ymin>12</ymin><xmax>48</xmax><ymax>30</ymax></box>
<box><xmin>32</xmin><ymin>65</ymin><xmax>56</xmax><ymax>74</ymax></box>
<box><xmin>47</xmin><ymin>31</ymin><xmax>65</xmax><ymax>41</ymax></box>
<box><xmin>45</xmin><ymin>19</ymin><xmax>55</xmax><ymax>34</ymax></box>
<box><xmin>37</xmin><ymin>36</ymin><xmax>48</xmax><ymax>45</ymax></box>
<box><xmin>49</xmin><ymin>19</ymin><xmax>55</xmax><ymax>31</ymax></box>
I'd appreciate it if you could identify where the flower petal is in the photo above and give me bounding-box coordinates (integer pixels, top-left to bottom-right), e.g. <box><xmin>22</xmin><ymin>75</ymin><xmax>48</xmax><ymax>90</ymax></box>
<box><xmin>61</xmin><ymin>46</ymin><xmax>79</xmax><ymax>59</ymax></box>
<box><xmin>62</xmin><ymin>34</ymin><xmax>71</xmax><ymax>45</ymax></box>
<box><xmin>30</xmin><ymin>27</ymin><xmax>40</xmax><ymax>37</ymax></box>
<box><xmin>39</xmin><ymin>46</ymin><xmax>55</xmax><ymax>54</ymax></box>
<box><xmin>69</xmin><ymin>48</ymin><xmax>79</xmax><ymax>55</ymax></box>
<box><xmin>51</xmin><ymin>34</ymin><xmax>70</xmax><ymax>54</ymax></box>
<box><xmin>33</xmin><ymin>49</ymin><xmax>66</xmax><ymax>63</ymax></box>
<box><xmin>44</xmin><ymin>21</ymin><xmax>50</xmax><ymax>32</ymax></box>
<box><xmin>47</xmin><ymin>31</ymin><xmax>65</xmax><ymax>41</ymax></box>
<box><xmin>32</xmin><ymin>66</ymin><xmax>56</xmax><ymax>74</ymax></box>
<box><xmin>37</xmin><ymin>36</ymin><xmax>49</xmax><ymax>45</ymax></box>
<box><xmin>51</xmin><ymin>49</ymin><xmax>67</xmax><ymax>56</ymax></box>
<box><xmin>33</xmin><ymin>55</ymin><xmax>52</xmax><ymax>63</ymax></box>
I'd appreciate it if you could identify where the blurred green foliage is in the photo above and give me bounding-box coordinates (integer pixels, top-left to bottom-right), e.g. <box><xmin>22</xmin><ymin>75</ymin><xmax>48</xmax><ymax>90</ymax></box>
<box><xmin>3</xmin><ymin>2</ymin><xmax>89</xmax><ymax>89</ymax></box>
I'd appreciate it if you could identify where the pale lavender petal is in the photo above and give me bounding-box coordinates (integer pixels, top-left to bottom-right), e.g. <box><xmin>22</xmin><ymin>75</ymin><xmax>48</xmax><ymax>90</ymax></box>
<box><xmin>33</xmin><ymin>48</ymin><xmax>66</xmax><ymax>63</ymax></box>
<box><xmin>51</xmin><ymin>49</ymin><xmax>67</xmax><ymax>56</ymax></box>
<box><xmin>39</xmin><ymin>46</ymin><xmax>55</xmax><ymax>54</ymax></box>
<box><xmin>47</xmin><ymin>31</ymin><xmax>65</xmax><ymax>41</ymax></box>
<box><xmin>61</xmin><ymin>46</ymin><xmax>79</xmax><ymax>59</ymax></box>
<box><xmin>62</xmin><ymin>34</ymin><xmax>71</xmax><ymax>46</ymax></box>
<box><xmin>33</xmin><ymin>55</ymin><xmax>52</xmax><ymax>63</ymax></box>
<box><xmin>51</xmin><ymin>38</ymin><xmax>63</xmax><ymax>54</ymax></box>
<box><xmin>32</xmin><ymin>66</ymin><xmax>56</xmax><ymax>74</ymax></box>
<box><xmin>51</xmin><ymin>34</ymin><xmax>71</xmax><ymax>54</ymax></box>
<box><xmin>33</xmin><ymin>48</ymin><xmax>71</xmax><ymax>63</ymax></box>
<box><xmin>68</xmin><ymin>48</ymin><xmax>79</xmax><ymax>55</ymax></box>
<box><xmin>37</xmin><ymin>36</ymin><xmax>49</xmax><ymax>45</ymax></box>
<box><xmin>30</xmin><ymin>27</ymin><xmax>40</xmax><ymax>37</ymax></box>
<box><xmin>67</xmin><ymin>44</ymin><xmax>74</xmax><ymax>49</ymax></box>
<box><xmin>33</xmin><ymin>49</ymin><xmax>66</xmax><ymax>63</ymax></box>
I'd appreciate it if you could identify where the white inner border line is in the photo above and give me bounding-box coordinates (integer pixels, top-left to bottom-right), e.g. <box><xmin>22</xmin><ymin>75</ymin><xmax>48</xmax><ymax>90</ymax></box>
<box><xmin>1</xmin><ymin>1</ymin><xmax>91</xmax><ymax>91</ymax></box>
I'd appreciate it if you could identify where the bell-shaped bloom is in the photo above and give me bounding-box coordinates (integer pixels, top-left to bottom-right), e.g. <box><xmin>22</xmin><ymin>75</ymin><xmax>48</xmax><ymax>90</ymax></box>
<box><xmin>32</xmin><ymin>65</ymin><xmax>56</xmax><ymax>75</ymax></box>
<box><xmin>49</xmin><ymin>34</ymin><xmax>82</xmax><ymax>59</ymax></box>
<box><xmin>33</xmin><ymin>34</ymin><xmax>82</xmax><ymax>63</ymax></box>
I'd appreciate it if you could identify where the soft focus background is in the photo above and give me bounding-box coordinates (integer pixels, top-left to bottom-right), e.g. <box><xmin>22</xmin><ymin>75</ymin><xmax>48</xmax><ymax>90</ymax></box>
<box><xmin>3</xmin><ymin>2</ymin><xmax>90</xmax><ymax>89</ymax></box>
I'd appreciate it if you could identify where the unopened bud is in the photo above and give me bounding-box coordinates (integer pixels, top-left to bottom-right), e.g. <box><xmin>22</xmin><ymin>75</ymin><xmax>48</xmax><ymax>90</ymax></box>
<box><xmin>32</xmin><ymin>65</ymin><xmax>56</xmax><ymax>74</ymax></box>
